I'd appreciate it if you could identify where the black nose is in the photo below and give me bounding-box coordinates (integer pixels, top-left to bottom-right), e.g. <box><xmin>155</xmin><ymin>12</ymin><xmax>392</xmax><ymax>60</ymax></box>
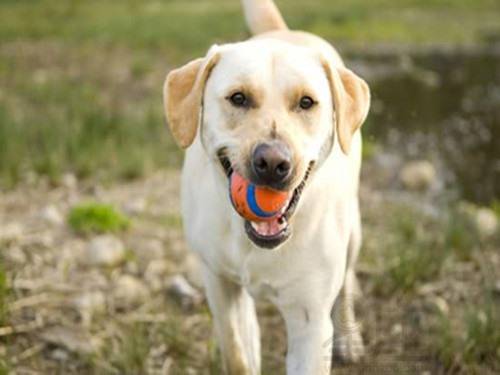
<box><xmin>251</xmin><ymin>142</ymin><xmax>292</xmax><ymax>188</ymax></box>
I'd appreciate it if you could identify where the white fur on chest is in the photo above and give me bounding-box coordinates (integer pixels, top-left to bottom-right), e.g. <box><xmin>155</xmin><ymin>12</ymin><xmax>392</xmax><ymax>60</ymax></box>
<box><xmin>181</xmin><ymin>134</ymin><xmax>360</xmax><ymax>304</ymax></box>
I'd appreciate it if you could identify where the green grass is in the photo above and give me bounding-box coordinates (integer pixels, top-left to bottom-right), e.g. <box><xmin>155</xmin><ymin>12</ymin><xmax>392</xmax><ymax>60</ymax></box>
<box><xmin>108</xmin><ymin>323</ymin><xmax>151</xmax><ymax>374</ymax></box>
<box><xmin>366</xmin><ymin>205</ymin><xmax>448</xmax><ymax>294</ymax></box>
<box><xmin>68</xmin><ymin>203</ymin><xmax>131</xmax><ymax>234</ymax></box>
<box><xmin>366</xmin><ymin>203</ymin><xmax>484</xmax><ymax>295</ymax></box>
<box><xmin>0</xmin><ymin>258</ymin><xmax>10</xmax><ymax>375</ymax></box>
<box><xmin>0</xmin><ymin>359</ymin><xmax>8</xmax><ymax>375</ymax></box>
<box><xmin>0</xmin><ymin>260</ymin><xmax>8</xmax><ymax>327</ymax></box>
<box><xmin>437</xmin><ymin>295</ymin><xmax>500</xmax><ymax>373</ymax></box>
<box><xmin>0</xmin><ymin>0</ymin><xmax>499</xmax><ymax>186</ymax></box>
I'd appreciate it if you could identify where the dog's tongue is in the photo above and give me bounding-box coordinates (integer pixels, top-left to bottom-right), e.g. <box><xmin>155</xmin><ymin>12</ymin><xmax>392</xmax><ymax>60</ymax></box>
<box><xmin>251</xmin><ymin>217</ymin><xmax>286</xmax><ymax>237</ymax></box>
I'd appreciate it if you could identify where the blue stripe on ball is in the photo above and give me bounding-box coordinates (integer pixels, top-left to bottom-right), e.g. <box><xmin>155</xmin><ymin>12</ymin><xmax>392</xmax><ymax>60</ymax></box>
<box><xmin>247</xmin><ymin>184</ymin><xmax>275</xmax><ymax>218</ymax></box>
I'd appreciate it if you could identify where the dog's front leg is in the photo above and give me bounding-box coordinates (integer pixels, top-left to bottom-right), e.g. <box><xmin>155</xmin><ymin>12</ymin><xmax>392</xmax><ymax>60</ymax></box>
<box><xmin>202</xmin><ymin>263</ymin><xmax>261</xmax><ymax>375</ymax></box>
<box><xmin>281</xmin><ymin>306</ymin><xmax>333</xmax><ymax>375</ymax></box>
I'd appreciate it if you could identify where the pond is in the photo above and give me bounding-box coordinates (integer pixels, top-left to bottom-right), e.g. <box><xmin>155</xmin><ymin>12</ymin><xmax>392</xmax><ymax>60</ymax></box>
<box><xmin>350</xmin><ymin>46</ymin><xmax>500</xmax><ymax>205</ymax></box>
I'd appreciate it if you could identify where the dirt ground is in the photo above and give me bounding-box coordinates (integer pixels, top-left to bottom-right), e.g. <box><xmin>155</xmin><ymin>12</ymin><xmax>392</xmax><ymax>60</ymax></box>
<box><xmin>1</xmin><ymin>157</ymin><xmax>499</xmax><ymax>375</ymax></box>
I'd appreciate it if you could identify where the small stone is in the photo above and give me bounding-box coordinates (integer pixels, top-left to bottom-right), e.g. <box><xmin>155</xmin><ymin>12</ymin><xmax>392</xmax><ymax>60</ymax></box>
<box><xmin>61</xmin><ymin>173</ymin><xmax>77</xmax><ymax>190</ymax></box>
<box><xmin>161</xmin><ymin>357</ymin><xmax>173</xmax><ymax>375</ymax></box>
<box><xmin>493</xmin><ymin>280</ymin><xmax>500</xmax><ymax>295</ymax></box>
<box><xmin>0</xmin><ymin>222</ymin><xmax>23</xmax><ymax>242</ymax></box>
<box><xmin>430</xmin><ymin>296</ymin><xmax>449</xmax><ymax>316</ymax></box>
<box><xmin>391</xmin><ymin>323</ymin><xmax>403</xmax><ymax>335</ymax></box>
<box><xmin>85</xmin><ymin>235</ymin><xmax>126</xmax><ymax>267</ymax></box>
<box><xmin>133</xmin><ymin>238</ymin><xmax>164</xmax><ymax>261</ymax></box>
<box><xmin>50</xmin><ymin>348</ymin><xmax>69</xmax><ymax>362</ymax></box>
<box><xmin>166</xmin><ymin>275</ymin><xmax>203</xmax><ymax>309</ymax></box>
<box><xmin>4</xmin><ymin>245</ymin><xmax>27</xmax><ymax>264</ymax></box>
<box><xmin>113</xmin><ymin>275</ymin><xmax>149</xmax><ymax>307</ymax></box>
<box><xmin>399</xmin><ymin>160</ymin><xmax>436</xmax><ymax>191</ymax></box>
<box><xmin>144</xmin><ymin>261</ymin><xmax>168</xmax><ymax>292</ymax></box>
<box><xmin>41</xmin><ymin>326</ymin><xmax>100</xmax><ymax>355</ymax></box>
<box><xmin>72</xmin><ymin>291</ymin><xmax>106</xmax><ymax>325</ymax></box>
<box><xmin>475</xmin><ymin>208</ymin><xmax>498</xmax><ymax>238</ymax></box>
<box><xmin>39</xmin><ymin>205</ymin><xmax>64</xmax><ymax>226</ymax></box>
<box><xmin>123</xmin><ymin>198</ymin><xmax>147</xmax><ymax>215</ymax></box>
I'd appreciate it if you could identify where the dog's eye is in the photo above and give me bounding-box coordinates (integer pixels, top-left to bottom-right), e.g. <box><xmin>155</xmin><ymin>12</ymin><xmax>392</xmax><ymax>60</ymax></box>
<box><xmin>229</xmin><ymin>92</ymin><xmax>248</xmax><ymax>107</ymax></box>
<box><xmin>299</xmin><ymin>96</ymin><xmax>315</xmax><ymax>110</ymax></box>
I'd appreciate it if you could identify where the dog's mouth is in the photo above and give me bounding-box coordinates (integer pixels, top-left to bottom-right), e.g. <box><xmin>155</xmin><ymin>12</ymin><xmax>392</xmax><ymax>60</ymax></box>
<box><xmin>217</xmin><ymin>149</ymin><xmax>314</xmax><ymax>249</ymax></box>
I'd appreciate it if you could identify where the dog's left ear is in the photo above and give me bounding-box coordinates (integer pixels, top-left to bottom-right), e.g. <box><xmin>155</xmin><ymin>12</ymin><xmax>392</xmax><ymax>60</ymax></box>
<box><xmin>163</xmin><ymin>46</ymin><xmax>220</xmax><ymax>148</ymax></box>
<box><xmin>321</xmin><ymin>59</ymin><xmax>370</xmax><ymax>154</ymax></box>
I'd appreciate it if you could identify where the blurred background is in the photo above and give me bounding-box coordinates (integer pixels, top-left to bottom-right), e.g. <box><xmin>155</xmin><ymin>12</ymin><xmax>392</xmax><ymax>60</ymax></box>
<box><xmin>0</xmin><ymin>0</ymin><xmax>499</xmax><ymax>374</ymax></box>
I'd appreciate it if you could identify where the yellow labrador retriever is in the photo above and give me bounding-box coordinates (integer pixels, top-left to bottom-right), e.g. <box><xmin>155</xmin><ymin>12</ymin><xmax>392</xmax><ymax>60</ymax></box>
<box><xmin>163</xmin><ymin>1</ymin><xmax>370</xmax><ymax>373</ymax></box>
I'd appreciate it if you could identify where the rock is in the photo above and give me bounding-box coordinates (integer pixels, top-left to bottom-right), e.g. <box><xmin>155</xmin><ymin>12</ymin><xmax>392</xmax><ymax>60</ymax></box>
<box><xmin>50</xmin><ymin>348</ymin><xmax>69</xmax><ymax>362</ymax></box>
<box><xmin>161</xmin><ymin>357</ymin><xmax>173</xmax><ymax>375</ymax></box>
<box><xmin>41</xmin><ymin>326</ymin><xmax>100</xmax><ymax>355</ymax></box>
<box><xmin>132</xmin><ymin>238</ymin><xmax>164</xmax><ymax>262</ymax></box>
<box><xmin>399</xmin><ymin>160</ymin><xmax>436</xmax><ymax>191</ymax></box>
<box><xmin>123</xmin><ymin>198</ymin><xmax>147</xmax><ymax>216</ymax></box>
<box><xmin>429</xmin><ymin>296</ymin><xmax>449</xmax><ymax>316</ymax></box>
<box><xmin>166</xmin><ymin>275</ymin><xmax>203</xmax><ymax>309</ymax></box>
<box><xmin>85</xmin><ymin>235</ymin><xmax>126</xmax><ymax>267</ymax></box>
<box><xmin>391</xmin><ymin>323</ymin><xmax>403</xmax><ymax>335</ymax></box>
<box><xmin>39</xmin><ymin>205</ymin><xmax>64</xmax><ymax>226</ymax></box>
<box><xmin>458</xmin><ymin>202</ymin><xmax>499</xmax><ymax>238</ymax></box>
<box><xmin>0</xmin><ymin>222</ymin><xmax>23</xmax><ymax>242</ymax></box>
<box><xmin>72</xmin><ymin>291</ymin><xmax>106</xmax><ymax>325</ymax></box>
<box><xmin>494</xmin><ymin>280</ymin><xmax>500</xmax><ymax>295</ymax></box>
<box><xmin>4</xmin><ymin>245</ymin><xmax>27</xmax><ymax>264</ymax></box>
<box><xmin>475</xmin><ymin>208</ymin><xmax>498</xmax><ymax>238</ymax></box>
<box><xmin>113</xmin><ymin>275</ymin><xmax>149</xmax><ymax>307</ymax></box>
<box><xmin>61</xmin><ymin>173</ymin><xmax>77</xmax><ymax>190</ymax></box>
<box><xmin>144</xmin><ymin>261</ymin><xmax>169</xmax><ymax>292</ymax></box>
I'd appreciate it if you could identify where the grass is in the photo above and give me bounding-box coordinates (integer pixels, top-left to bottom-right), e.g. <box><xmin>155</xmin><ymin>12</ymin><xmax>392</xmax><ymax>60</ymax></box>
<box><xmin>108</xmin><ymin>323</ymin><xmax>151</xmax><ymax>374</ymax></box>
<box><xmin>366</xmin><ymin>205</ymin><xmax>448</xmax><ymax>295</ymax></box>
<box><xmin>437</xmin><ymin>295</ymin><xmax>500</xmax><ymax>373</ymax></box>
<box><xmin>0</xmin><ymin>0</ymin><xmax>499</xmax><ymax>186</ymax></box>
<box><xmin>68</xmin><ymin>202</ymin><xmax>131</xmax><ymax>234</ymax></box>
<box><xmin>0</xmin><ymin>258</ymin><xmax>9</xmax><ymax>375</ymax></box>
<box><xmin>366</xmin><ymin>203</ymin><xmax>484</xmax><ymax>295</ymax></box>
<box><xmin>0</xmin><ymin>260</ymin><xmax>8</xmax><ymax>327</ymax></box>
<box><xmin>88</xmin><ymin>317</ymin><xmax>198</xmax><ymax>374</ymax></box>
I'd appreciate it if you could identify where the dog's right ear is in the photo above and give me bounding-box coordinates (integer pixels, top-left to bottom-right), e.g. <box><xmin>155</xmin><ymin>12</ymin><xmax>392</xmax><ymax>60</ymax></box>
<box><xmin>163</xmin><ymin>47</ymin><xmax>220</xmax><ymax>148</ymax></box>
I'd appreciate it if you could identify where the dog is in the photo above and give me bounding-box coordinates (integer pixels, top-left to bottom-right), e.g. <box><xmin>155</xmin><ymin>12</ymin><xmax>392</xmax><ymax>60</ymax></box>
<box><xmin>163</xmin><ymin>1</ymin><xmax>370</xmax><ymax>373</ymax></box>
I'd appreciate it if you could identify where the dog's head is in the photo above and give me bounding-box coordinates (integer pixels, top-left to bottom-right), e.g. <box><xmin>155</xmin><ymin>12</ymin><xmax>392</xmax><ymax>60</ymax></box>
<box><xmin>163</xmin><ymin>40</ymin><xmax>369</xmax><ymax>249</ymax></box>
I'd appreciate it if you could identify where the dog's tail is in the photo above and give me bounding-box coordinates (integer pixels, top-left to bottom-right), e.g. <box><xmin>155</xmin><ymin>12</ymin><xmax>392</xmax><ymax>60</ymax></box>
<box><xmin>241</xmin><ymin>0</ymin><xmax>288</xmax><ymax>35</ymax></box>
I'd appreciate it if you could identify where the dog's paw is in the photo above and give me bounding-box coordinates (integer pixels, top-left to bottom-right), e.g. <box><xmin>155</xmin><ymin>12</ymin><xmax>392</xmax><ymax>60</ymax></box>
<box><xmin>332</xmin><ymin>330</ymin><xmax>365</xmax><ymax>364</ymax></box>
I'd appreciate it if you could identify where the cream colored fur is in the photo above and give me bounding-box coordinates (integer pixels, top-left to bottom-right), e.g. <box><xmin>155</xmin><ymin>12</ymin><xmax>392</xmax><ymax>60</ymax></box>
<box><xmin>163</xmin><ymin>1</ymin><xmax>370</xmax><ymax>373</ymax></box>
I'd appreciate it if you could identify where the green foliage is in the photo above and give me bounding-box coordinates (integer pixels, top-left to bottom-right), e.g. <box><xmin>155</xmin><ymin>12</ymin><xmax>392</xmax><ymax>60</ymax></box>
<box><xmin>368</xmin><ymin>203</ymin><xmax>487</xmax><ymax>295</ymax></box>
<box><xmin>362</xmin><ymin>137</ymin><xmax>378</xmax><ymax>160</ymax></box>
<box><xmin>491</xmin><ymin>200</ymin><xmax>500</xmax><ymax>218</ymax></box>
<box><xmin>444</xmin><ymin>208</ymin><xmax>479</xmax><ymax>261</ymax></box>
<box><xmin>68</xmin><ymin>203</ymin><xmax>130</xmax><ymax>234</ymax></box>
<box><xmin>0</xmin><ymin>359</ymin><xmax>9</xmax><ymax>375</ymax></box>
<box><xmin>0</xmin><ymin>0</ymin><xmax>498</xmax><ymax>185</ymax></box>
<box><xmin>0</xmin><ymin>260</ymin><xmax>8</xmax><ymax>327</ymax></box>
<box><xmin>368</xmin><ymin>206</ymin><xmax>448</xmax><ymax>294</ymax></box>
<box><xmin>109</xmin><ymin>323</ymin><xmax>151</xmax><ymax>374</ymax></box>
<box><xmin>437</xmin><ymin>296</ymin><xmax>500</xmax><ymax>372</ymax></box>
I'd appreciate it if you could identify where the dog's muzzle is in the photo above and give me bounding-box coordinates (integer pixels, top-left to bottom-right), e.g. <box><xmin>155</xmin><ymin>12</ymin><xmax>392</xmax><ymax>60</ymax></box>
<box><xmin>217</xmin><ymin>148</ymin><xmax>314</xmax><ymax>249</ymax></box>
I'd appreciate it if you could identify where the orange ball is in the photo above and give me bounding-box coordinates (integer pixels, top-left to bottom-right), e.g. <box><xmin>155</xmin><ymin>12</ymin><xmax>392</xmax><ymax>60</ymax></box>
<box><xmin>229</xmin><ymin>172</ymin><xmax>290</xmax><ymax>222</ymax></box>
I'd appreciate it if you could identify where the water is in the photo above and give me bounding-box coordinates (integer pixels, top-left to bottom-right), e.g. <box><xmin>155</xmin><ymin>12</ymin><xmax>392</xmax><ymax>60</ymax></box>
<box><xmin>351</xmin><ymin>46</ymin><xmax>500</xmax><ymax>205</ymax></box>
